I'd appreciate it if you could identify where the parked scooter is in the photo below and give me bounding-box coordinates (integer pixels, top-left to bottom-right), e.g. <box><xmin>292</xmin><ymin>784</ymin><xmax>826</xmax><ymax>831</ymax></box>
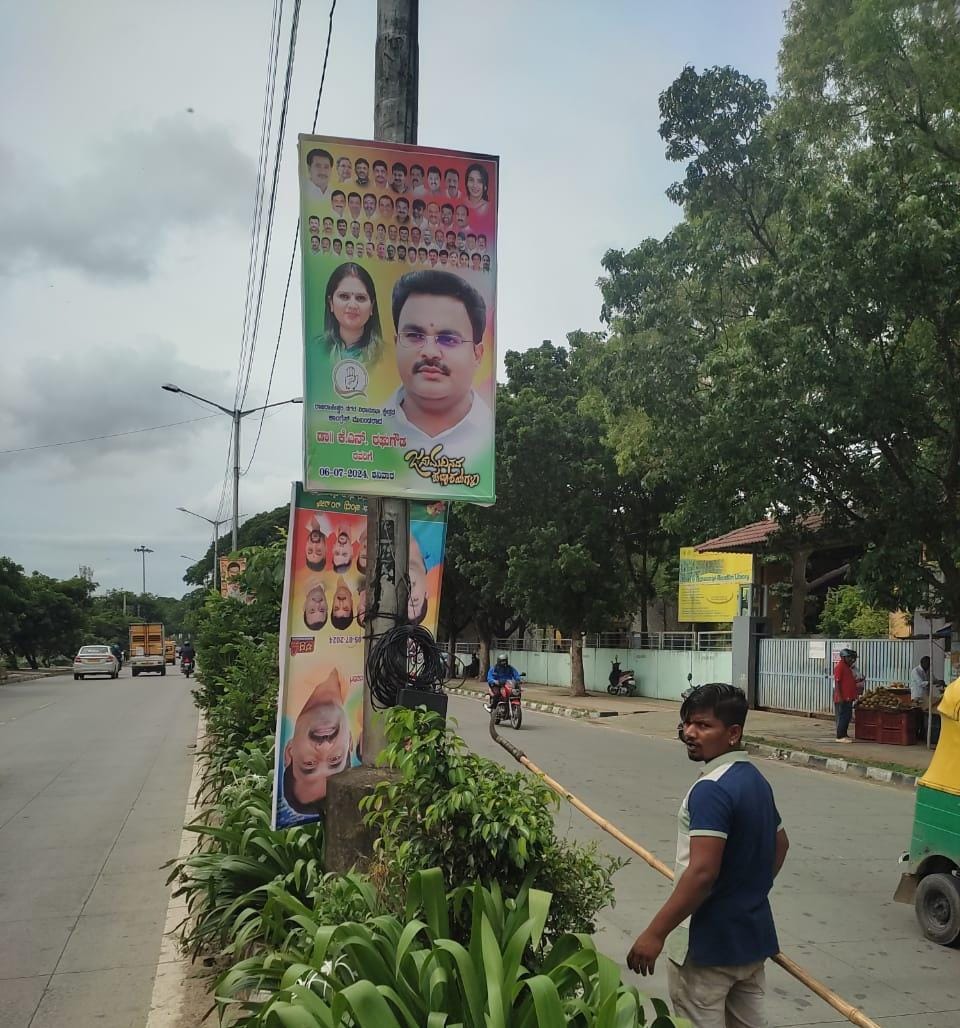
<box><xmin>607</xmin><ymin>658</ymin><xmax>637</xmax><ymax>696</ymax></box>
<box><xmin>492</xmin><ymin>672</ymin><xmax>526</xmax><ymax>730</ymax></box>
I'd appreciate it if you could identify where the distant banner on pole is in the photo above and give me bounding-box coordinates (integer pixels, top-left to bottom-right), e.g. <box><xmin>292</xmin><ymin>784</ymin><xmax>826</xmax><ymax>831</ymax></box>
<box><xmin>298</xmin><ymin>135</ymin><xmax>498</xmax><ymax>503</ymax></box>
<box><xmin>678</xmin><ymin>548</ymin><xmax>753</xmax><ymax>622</ymax></box>
<box><xmin>219</xmin><ymin>557</ymin><xmax>247</xmax><ymax>600</ymax></box>
<box><xmin>272</xmin><ymin>485</ymin><xmax>448</xmax><ymax>829</ymax></box>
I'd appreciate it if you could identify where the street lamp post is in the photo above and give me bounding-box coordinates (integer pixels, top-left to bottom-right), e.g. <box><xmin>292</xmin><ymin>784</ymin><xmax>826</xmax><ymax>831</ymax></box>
<box><xmin>161</xmin><ymin>385</ymin><xmax>302</xmax><ymax>552</ymax></box>
<box><xmin>176</xmin><ymin>507</ymin><xmax>229</xmax><ymax>593</ymax></box>
<box><xmin>133</xmin><ymin>545</ymin><xmax>153</xmax><ymax>595</ymax></box>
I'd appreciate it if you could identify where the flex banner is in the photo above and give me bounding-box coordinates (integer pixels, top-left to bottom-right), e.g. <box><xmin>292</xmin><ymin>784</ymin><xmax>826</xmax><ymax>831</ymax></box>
<box><xmin>219</xmin><ymin>557</ymin><xmax>248</xmax><ymax>601</ymax></box>
<box><xmin>298</xmin><ymin>134</ymin><xmax>498</xmax><ymax>503</ymax></box>
<box><xmin>272</xmin><ymin>485</ymin><xmax>448</xmax><ymax>828</ymax></box>
<box><xmin>678</xmin><ymin>547</ymin><xmax>753</xmax><ymax>623</ymax></box>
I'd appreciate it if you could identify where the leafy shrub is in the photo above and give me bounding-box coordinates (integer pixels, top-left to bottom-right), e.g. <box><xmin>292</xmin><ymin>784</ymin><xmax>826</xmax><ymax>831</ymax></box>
<box><xmin>169</xmin><ymin>743</ymin><xmax>325</xmax><ymax>961</ymax></box>
<box><xmin>216</xmin><ymin>868</ymin><xmax>680</xmax><ymax>1027</ymax></box>
<box><xmin>360</xmin><ymin>708</ymin><xmax>624</xmax><ymax>942</ymax></box>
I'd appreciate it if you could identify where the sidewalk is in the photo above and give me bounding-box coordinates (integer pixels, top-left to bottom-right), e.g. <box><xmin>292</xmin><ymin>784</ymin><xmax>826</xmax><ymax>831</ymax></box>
<box><xmin>448</xmin><ymin>679</ymin><xmax>933</xmax><ymax>785</ymax></box>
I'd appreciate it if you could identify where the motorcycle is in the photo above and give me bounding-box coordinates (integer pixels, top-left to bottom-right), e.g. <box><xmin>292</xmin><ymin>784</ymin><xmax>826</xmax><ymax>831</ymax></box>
<box><xmin>181</xmin><ymin>655</ymin><xmax>195</xmax><ymax>678</ymax></box>
<box><xmin>491</xmin><ymin>672</ymin><xmax>525</xmax><ymax>730</ymax></box>
<box><xmin>607</xmin><ymin>659</ymin><xmax>637</xmax><ymax>696</ymax></box>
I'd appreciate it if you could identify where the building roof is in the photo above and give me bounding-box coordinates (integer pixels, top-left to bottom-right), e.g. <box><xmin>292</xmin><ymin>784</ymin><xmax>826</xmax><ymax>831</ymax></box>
<box><xmin>695</xmin><ymin>514</ymin><xmax>825</xmax><ymax>553</ymax></box>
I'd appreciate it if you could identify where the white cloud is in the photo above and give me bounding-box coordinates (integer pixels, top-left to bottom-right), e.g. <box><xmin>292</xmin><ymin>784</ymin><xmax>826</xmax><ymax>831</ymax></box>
<box><xmin>0</xmin><ymin>117</ymin><xmax>255</xmax><ymax>281</ymax></box>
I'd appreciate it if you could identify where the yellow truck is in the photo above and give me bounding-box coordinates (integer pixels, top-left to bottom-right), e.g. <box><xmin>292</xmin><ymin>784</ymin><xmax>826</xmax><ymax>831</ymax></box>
<box><xmin>164</xmin><ymin>639</ymin><xmax>176</xmax><ymax>665</ymax></box>
<box><xmin>129</xmin><ymin>623</ymin><xmax>166</xmax><ymax>677</ymax></box>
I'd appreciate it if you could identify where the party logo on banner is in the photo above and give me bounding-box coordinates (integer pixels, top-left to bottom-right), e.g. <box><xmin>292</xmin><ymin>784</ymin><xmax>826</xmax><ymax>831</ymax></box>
<box><xmin>272</xmin><ymin>485</ymin><xmax>448</xmax><ymax>829</ymax></box>
<box><xmin>298</xmin><ymin>135</ymin><xmax>498</xmax><ymax>503</ymax></box>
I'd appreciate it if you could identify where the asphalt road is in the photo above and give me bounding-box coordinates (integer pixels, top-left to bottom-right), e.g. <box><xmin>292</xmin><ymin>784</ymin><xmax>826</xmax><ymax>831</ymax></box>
<box><xmin>450</xmin><ymin>694</ymin><xmax>960</xmax><ymax>1028</ymax></box>
<box><xmin>0</xmin><ymin>667</ymin><xmax>198</xmax><ymax>1028</ymax></box>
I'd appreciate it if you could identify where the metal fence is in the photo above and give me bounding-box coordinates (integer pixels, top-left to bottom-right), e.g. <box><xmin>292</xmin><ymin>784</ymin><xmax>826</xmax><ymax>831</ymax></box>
<box><xmin>482</xmin><ymin>631</ymin><xmax>733</xmax><ymax>653</ymax></box>
<box><xmin>757</xmin><ymin>637</ymin><xmax>916</xmax><ymax>715</ymax></box>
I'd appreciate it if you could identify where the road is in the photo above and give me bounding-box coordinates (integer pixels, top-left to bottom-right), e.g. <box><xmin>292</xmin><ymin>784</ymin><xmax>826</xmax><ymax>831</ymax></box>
<box><xmin>0</xmin><ymin>666</ymin><xmax>198</xmax><ymax>1028</ymax></box>
<box><xmin>449</xmin><ymin>694</ymin><xmax>960</xmax><ymax>1028</ymax></box>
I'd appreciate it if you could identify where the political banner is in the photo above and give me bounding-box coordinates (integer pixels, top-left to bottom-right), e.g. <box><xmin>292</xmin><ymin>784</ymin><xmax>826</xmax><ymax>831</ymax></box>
<box><xmin>678</xmin><ymin>548</ymin><xmax>753</xmax><ymax>622</ymax></box>
<box><xmin>298</xmin><ymin>135</ymin><xmax>498</xmax><ymax>504</ymax></box>
<box><xmin>219</xmin><ymin>557</ymin><xmax>248</xmax><ymax>600</ymax></box>
<box><xmin>272</xmin><ymin>485</ymin><xmax>448</xmax><ymax>828</ymax></box>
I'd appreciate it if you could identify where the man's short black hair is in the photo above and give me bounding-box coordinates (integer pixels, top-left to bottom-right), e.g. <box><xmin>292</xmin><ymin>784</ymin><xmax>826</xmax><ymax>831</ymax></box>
<box><xmin>392</xmin><ymin>270</ymin><xmax>486</xmax><ymax>344</ymax></box>
<box><xmin>331</xmin><ymin>612</ymin><xmax>354</xmax><ymax>630</ymax></box>
<box><xmin>392</xmin><ymin>161</ymin><xmax>407</xmax><ymax>174</ymax></box>
<box><xmin>680</xmin><ymin>683</ymin><xmax>748</xmax><ymax>729</ymax></box>
<box><xmin>306</xmin><ymin>147</ymin><xmax>332</xmax><ymax>167</ymax></box>
<box><xmin>332</xmin><ymin>190</ymin><xmax>346</xmax><ymax>201</ymax></box>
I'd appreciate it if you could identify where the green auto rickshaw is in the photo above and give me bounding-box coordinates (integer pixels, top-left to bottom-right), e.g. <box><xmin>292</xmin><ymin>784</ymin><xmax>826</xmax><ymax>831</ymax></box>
<box><xmin>895</xmin><ymin>676</ymin><xmax>960</xmax><ymax>945</ymax></box>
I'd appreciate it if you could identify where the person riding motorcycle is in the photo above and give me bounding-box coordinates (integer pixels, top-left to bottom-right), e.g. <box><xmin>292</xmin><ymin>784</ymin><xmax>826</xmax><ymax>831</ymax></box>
<box><xmin>180</xmin><ymin>640</ymin><xmax>196</xmax><ymax>665</ymax></box>
<box><xmin>485</xmin><ymin>653</ymin><xmax>520</xmax><ymax>712</ymax></box>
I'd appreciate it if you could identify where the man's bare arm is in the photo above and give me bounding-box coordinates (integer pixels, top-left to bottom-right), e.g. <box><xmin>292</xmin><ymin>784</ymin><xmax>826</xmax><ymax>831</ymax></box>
<box><xmin>774</xmin><ymin>827</ymin><xmax>789</xmax><ymax>878</ymax></box>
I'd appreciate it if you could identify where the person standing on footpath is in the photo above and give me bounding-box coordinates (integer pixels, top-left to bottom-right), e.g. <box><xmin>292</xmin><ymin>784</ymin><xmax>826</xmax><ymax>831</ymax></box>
<box><xmin>627</xmin><ymin>683</ymin><xmax>789</xmax><ymax>1028</ymax></box>
<box><xmin>833</xmin><ymin>648</ymin><xmax>860</xmax><ymax>743</ymax></box>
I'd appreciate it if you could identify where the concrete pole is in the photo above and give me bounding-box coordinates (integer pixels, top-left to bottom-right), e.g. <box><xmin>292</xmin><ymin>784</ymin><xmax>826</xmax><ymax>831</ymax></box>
<box><xmin>232</xmin><ymin>411</ymin><xmax>241</xmax><ymax>553</ymax></box>
<box><xmin>362</xmin><ymin>0</ymin><xmax>418</xmax><ymax>765</ymax></box>
<box><xmin>212</xmin><ymin>527</ymin><xmax>219</xmax><ymax>594</ymax></box>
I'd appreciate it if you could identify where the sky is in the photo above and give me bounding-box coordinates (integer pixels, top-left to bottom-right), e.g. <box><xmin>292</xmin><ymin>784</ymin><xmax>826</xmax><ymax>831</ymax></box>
<box><xmin>0</xmin><ymin>0</ymin><xmax>789</xmax><ymax>599</ymax></box>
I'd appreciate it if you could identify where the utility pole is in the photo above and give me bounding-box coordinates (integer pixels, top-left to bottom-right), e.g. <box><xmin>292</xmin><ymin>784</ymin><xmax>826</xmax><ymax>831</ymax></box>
<box><xmin>232</xmin><ymin>412</ymin><xmax>241</xmax><ymax>552</ymax></box>
<box><xmin>363</xmin><ymin>0</ymin><xmax>418</xmax><ymax>764</ymax></box>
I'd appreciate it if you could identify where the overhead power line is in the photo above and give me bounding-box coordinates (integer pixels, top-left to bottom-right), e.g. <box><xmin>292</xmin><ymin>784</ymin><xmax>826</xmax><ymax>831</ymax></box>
<box><xmin>243</xmin><ymin>0</ymin><xmax>339</xmax><ymax>476</ymax></box>
<box><xmin>0</xmin><ymin>415</ymin><xmax>219</xmax><ymax>456</ymax></box>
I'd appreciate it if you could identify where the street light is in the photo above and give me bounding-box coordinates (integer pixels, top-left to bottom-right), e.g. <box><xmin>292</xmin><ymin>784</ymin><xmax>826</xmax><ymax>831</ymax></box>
<box><xmin>133</xmin><ymin>545</ymin><xmax>153</xmax><ymax>595</ymax></box>
<box><xmin>161</xmin><ymin>384</ymin><xmax>302</xmax><ymax>551</ymax></box>
<box><xmin>177</xmin><ymin>507</ymin><xmax>229</xmax><ymax>593</ymax></box>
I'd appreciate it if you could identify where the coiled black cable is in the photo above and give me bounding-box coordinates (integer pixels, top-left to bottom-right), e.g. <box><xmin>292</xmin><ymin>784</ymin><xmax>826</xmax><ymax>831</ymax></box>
<box><xmin>367</xmin><ymin>621</ymin><xmax>448</xmax><ymax>710</ymax></box>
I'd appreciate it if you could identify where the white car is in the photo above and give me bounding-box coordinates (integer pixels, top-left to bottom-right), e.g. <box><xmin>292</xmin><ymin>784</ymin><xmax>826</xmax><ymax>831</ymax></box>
<box><xmin>73</xmin><ymin>645</ymin><xmax>119</xmax><ymax>680</ymax></box>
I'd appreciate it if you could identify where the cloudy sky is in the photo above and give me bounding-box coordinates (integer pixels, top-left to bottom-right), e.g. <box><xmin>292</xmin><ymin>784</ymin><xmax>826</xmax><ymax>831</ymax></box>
<box><xmin>0</xmin><ymin>0</ymin><xmax>787</xmax><ymax>598</ymax></box>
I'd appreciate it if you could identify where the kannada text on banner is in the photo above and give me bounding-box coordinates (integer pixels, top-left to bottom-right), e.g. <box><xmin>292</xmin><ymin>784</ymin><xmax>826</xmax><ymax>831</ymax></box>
<box><xmin>272</xmin><ymin>486</ymin><xmax>448</xmax><ymax>829</ymax></box>
<box><xmin>299</xmin><ymin>136</ymin><xmax>498</xmax><ymax>503</ymax></box>
<box><xmin>678</xmin><ymin>547</ymin><xmax>753</xmax><ymax>622</ymax></box>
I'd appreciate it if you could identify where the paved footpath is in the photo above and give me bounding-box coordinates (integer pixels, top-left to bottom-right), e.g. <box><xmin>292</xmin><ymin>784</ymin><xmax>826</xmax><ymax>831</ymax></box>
<box><xmin>0</xmin><ymin>668</ymin><xmax>198</xmax><ymax>1028</ymax></box>
<box><xmin>451</xmin><ymin>693</ymin><xmax>960</xmax><ymax>1028</ymax></box>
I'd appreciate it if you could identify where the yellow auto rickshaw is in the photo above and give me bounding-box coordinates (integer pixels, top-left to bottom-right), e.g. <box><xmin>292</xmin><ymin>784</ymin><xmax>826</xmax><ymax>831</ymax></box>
<box><xmin>895</xmin><ymin>676</ymin><xmax>960</xmax><ymax>945</ymax></box>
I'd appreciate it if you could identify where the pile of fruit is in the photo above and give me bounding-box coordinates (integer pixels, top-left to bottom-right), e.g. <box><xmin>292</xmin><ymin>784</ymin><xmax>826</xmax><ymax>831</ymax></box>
<box><xmin>856</xmin><ymin>687</ymin><xmax>921</xmax><ymax>712</ymax></box>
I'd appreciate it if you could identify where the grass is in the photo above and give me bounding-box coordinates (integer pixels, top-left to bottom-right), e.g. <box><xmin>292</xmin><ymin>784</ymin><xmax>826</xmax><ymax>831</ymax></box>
<box><xmin>744</xmin><ymin>734</ymin><xmax>928</xmax><ymax>778</ymax></box>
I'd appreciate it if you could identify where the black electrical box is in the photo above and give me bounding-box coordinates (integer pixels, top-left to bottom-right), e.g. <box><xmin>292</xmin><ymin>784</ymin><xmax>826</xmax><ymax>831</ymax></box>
<box><xmin>398</xmin><ymin>688</ymin><xmax>448</xmax><ymax>721</ymax></box>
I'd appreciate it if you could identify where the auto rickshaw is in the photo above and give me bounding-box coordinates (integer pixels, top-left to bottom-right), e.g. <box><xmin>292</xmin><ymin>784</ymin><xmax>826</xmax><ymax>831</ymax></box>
<box><xmin>894</xmin><ymin>676</ymin><xmax>960</xmax><ymax>945</ymax></box>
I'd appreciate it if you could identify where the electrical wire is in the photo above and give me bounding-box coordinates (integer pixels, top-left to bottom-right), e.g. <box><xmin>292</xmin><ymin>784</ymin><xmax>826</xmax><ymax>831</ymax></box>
<box><xmin>238</xmin><ymin>0</ymin><xmax>303</xmax><ymax>411</ymax></box>
<box><xmin>234</xmin><ymin>0</ymin><xmax>285</xmax><ymax>413</ymax></box>
<box><xmin>367</xmin><ymin>621</ymin><xmax>448</xmax><ymax>710</ymax></box>
<box><xmin>242</xmin><ymin>0</ymin><xmax>339</xmax><ymax>476</ymax></box>
<box><xmin>0</xmin><ymin>415</ymin><xmax>219</xmax><ymax>456</ymax></box>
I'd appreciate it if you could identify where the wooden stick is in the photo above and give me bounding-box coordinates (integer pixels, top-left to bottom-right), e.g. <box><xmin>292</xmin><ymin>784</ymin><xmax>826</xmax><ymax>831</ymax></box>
<box><xmin>489</xmin><ymin>719</ymin><xmax>883</xmax><ymax>1028</ymax></box>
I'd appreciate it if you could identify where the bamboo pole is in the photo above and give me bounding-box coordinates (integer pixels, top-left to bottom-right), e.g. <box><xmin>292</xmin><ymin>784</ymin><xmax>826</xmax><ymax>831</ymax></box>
<box><xmin>489</xmin><ymin>718</ymin><xmax>883</xmax><ymax>1028</ymax></box>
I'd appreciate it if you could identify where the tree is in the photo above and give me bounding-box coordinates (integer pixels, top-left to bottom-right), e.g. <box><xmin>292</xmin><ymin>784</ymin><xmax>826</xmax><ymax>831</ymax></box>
<box><xmin>596</xmin><ymin>19</ymin><xmax>960</xmax><ymax>628</ymax></box>
<box><xmin>818</xmin><ymin>585</ymin><xmax>890</xmax><ymax>640</ymax></box>
<box><xmin>0</xmin><ymin>558</ymin><xmax>28</xmax><ymax>667</ymax></box>
<box><xmin>499</xmin><ymin>342</ymin><xmax>636</xmax><ymax>695</ymax></box>
<box><xmin>12</xmin><ymin>573</ymin><xmax>95</xmax><ymax>668</ymax></box>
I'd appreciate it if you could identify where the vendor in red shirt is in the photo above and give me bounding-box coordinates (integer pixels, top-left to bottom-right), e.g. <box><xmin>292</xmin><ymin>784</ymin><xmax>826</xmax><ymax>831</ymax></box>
<box><xmin>833</xmin><ymin>648</ymin><xmax>860</xmax><ymax>743</ymax></box>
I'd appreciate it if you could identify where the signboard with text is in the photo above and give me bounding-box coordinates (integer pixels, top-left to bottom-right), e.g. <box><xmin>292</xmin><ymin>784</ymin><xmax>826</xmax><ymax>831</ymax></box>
<box><xmin>298</xmin><ymin>134</ymin><xmax>498</xmax><ymax>503</ymax></box>
<box><xmin>678</xmin><ymin>548</ymin><xmax>754</xmax><ymax>622</ymax></box>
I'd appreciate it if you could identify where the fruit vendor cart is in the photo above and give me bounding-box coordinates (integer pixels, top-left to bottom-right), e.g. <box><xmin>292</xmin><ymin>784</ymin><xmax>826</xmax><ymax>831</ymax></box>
<box><xmin>854</xmin><ymin>687</ymin><xmax>921</xmax><ymax>745</ymax></box>
<box><xmin>894</xmin><ymin>677</ymin><xmax>960</xmax><ymax>944</ymax></box>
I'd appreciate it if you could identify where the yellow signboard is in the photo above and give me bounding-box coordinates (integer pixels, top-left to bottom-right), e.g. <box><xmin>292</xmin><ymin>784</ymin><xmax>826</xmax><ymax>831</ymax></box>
<box><xmin>678</xmin><ymin>548</ymin><xmax>753</xmax><ymax>622</ymax></box>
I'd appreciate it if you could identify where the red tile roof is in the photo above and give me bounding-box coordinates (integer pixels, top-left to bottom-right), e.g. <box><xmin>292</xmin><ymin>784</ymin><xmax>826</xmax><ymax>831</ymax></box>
<box><xmin>695</xmin><ymin>514</ymin><xmax>825</xmax><ymax>552</ymax></box>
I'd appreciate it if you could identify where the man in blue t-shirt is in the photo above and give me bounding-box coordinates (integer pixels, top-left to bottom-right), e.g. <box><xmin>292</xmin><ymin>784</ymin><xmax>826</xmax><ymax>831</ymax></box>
<box><xmin>627</xmin><ymin>683</ymin><xmax>789</xmax><ymax>1027</ymax></box>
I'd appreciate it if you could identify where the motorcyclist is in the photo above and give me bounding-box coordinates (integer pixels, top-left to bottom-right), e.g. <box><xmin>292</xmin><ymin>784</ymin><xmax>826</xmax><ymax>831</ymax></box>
<box><xmin>485</xmin><ymin>653</ymin><xmax>520</xmax><ymax>712</ymax></box>
<box><xmin>180</xmin><ymin>640</ymin><xmax>196</xmax><ymax>665</ymax></box>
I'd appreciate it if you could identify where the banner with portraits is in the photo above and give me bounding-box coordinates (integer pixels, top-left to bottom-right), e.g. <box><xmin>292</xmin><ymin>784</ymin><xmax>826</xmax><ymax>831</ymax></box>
<box><xmin>298</xmin><ymin>134</ymin><xmax>498</xmax><ymax>504</ymax></box>
<box><xmin>219</xmin><ymin>556</ymin><xmax>248</xmax><ymax>600</ymax></box>
<box><xmin>272</xmin><ymin>484</ymin><xmax>448</xmax><ymax>829</ymax></box>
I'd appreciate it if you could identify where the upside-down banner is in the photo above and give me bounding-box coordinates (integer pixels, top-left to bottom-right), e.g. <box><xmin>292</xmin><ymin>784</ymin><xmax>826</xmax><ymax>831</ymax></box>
<box><xmin>272</xmin><ymin>485</ymin><xmax>448</xmax><ymax>829</ymax></box>
<box><xmin>298</xmin><ymin>134</ymin><xmax>498</xmax><ymax>503</ymax></box>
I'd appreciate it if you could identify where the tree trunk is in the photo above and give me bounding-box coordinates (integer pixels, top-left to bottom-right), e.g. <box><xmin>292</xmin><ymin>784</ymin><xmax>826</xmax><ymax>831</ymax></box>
<box><xmin>639</xmin><ymin>549</ymin><xmax>650</xmax><ymax>634</ymax></box>
<box><xmin>478</xmin><ymin>636</ymin><xmax>491</xmax><ymax>679</ymax></box>
<box><xmin>570</xmin><ymin>631</ymin><xmax>586</xmax><ymax>697</ymax></box>
<box><xmin>789</xmin><ymin>548</ymin><xmax>812</xmax><ymax>637</ymax></box>
<box><xmin>447</xmin><ymin>633</ymin><xmax>457</xmax><ymax>675</ymax></box>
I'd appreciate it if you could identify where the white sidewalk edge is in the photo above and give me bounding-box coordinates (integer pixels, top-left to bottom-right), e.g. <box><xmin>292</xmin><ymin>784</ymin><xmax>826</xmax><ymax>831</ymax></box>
<box><xmin>145</xmin><ymin>710</ymin><xmax>205</xmax><ymax>1028</ymax></box>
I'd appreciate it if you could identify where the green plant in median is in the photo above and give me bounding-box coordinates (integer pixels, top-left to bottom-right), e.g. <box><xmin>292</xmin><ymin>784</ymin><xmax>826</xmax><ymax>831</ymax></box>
<box><xmin>169</xmin><ymin>743</ymin><xmax>325</xmax><ymax>961</ymax></box>
<box><xmin>217</xmin><ymin>868</ymin><xmax>682</xmax><ymax>1027</ymax></box>
<box><xmin>360</xmin><ymin>707</ymin><xmax>624</xmax><ymax>943</ymax></box>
